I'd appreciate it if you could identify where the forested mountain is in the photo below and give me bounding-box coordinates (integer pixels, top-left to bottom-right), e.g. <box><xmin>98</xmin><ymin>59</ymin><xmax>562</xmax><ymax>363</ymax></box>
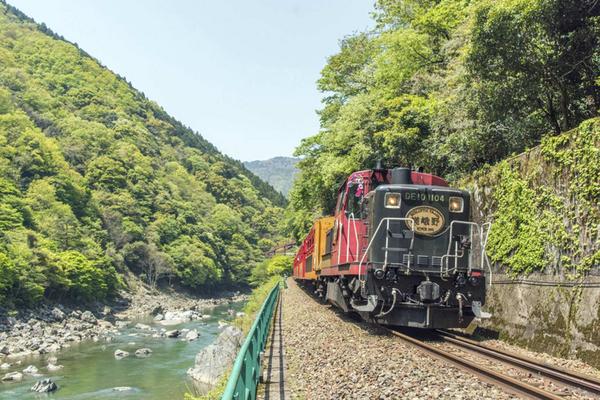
<box><xmin>244</xmin><ymin>157</ymin><xmax>299</xmax><ymax>197</ymax></box>
<box><xmin>0</xmin><ymin>1</ymin><xmax>286</xmax><ymax>306</ymax></box>
<box><xmin>286</xmin><ymin>0</ymin><xmax>600</xmax><ymax>240</ymax></box>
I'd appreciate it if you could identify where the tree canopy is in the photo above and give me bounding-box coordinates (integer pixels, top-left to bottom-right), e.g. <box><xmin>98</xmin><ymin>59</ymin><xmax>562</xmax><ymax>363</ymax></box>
<box><xmin>0</xmin><ymin>2</ymin><xmax>286</xmax><ymax>306</ymax></box>
<box><xmin>286</xmin><ymin>0</ymin><xmax>599</xmax><ymax>240</ymax></box>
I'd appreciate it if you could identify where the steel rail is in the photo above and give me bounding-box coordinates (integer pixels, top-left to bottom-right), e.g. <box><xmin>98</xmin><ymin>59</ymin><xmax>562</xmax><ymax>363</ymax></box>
<box><xmin>382</xmin><ymin>327</ymin><xmax>564</xmax><ymax>400</ymax></box>
<box><xmin>436</xmin><ymin>330</ymin><xmax>600</xmax><ymax>396</ymax></box>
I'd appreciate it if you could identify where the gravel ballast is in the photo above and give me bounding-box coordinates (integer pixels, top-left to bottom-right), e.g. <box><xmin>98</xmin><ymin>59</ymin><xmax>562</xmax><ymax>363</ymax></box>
<box><xmin>283</xmin><ymin>279</ymin><xmax>517</xmax><ymax>400</ymax></box>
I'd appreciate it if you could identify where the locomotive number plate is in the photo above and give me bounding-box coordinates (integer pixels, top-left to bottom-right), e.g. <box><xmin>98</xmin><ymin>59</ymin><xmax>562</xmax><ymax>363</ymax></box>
<box><xmin>406</xmin><ymin>206</ymin><xmax>445</xmax><ymax>236</ymax></box>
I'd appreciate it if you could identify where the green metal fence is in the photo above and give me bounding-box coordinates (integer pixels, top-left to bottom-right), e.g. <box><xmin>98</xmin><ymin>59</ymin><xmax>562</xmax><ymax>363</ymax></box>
<box><xmin>221</xmin><ymin>281</ymin><xmax>281</xmax><ymax>400</ymax></box>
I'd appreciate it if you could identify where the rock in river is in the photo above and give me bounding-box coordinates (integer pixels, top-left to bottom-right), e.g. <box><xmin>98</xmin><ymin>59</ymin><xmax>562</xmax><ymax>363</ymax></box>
<box><xmin>160</xmin><ymin>311</ymin><xmax>186</xmax><ymax>326</ymax></box>
<box><xmin>185</xmin><ymin>330</ymin><xmax>199</xmax><ymax>341</ymax></box>
<box><xmin>45</xmin><ymin>343</ymin><xmax>61</xmax><ymax>353</ymax></box>
<box><xmin>80</xmin><ymin>310</ymin><xmax>97</xmax><ymax>324</ymax></box>
<box><xmin>187</xmin><ymin>326</ymin><xmax>243</xmax><ymax>389</ymax></box>
<box><xmin>2</xmin><ymin>371</ymin><xmax>23</xmax><ymax>382</ymax></box>
<box><xmin>115</xmin><ymin>320</ymin><xmax>129</xmax><ymax>329</ymax></box>
<box><xmin>47</xmin><ymin>363</ymin><xmax>64</xmax><ymax>372</ymax></box>
<box><xmin>135</xmin><ymin>348</ymin><xmax>152</xmax><ymax>357</ymax></box>
<box><xmin>31</xmin><ymin>378</ymin><xmax>58</xmax><ymax>393</ymax></box>
<box><xmin>23</xmin><ymin>365</ymin><xmax>39</xmax><ymax>374</ymax></box>
<box><xmin>165</xmin><ymin>329</ymin><xmax>180</xmax><ymax>338</ymax></box>
<box><xmin>114</xmin><ymin>349</ymin><xmax>130</xmax><ymax>359</ymax></box>
<box><xmin>217</xmin><ymin>321</ymin><xmax>228</xmax><ymax>329</ymax></box>
<box><xmin>113</xmin><ymin>386</ymin><xmax>135</xmax><ymax>392</ymax></box>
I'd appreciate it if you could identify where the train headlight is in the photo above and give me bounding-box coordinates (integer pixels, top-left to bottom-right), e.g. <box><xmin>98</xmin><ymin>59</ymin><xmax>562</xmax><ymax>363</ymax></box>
<box><xmin>449</xmin><ymin>196</ymin><xmax>464</xmax><ymax>213</ymax></box>
<box><xmin>468</xmin><ymin>276</ymin><xmax>480</xmax><ymax>286</ymax></box>
<box><xmin>385</xmin><ymin>193</ymin><xmax>401</xmax><ymax>208</ymax></box>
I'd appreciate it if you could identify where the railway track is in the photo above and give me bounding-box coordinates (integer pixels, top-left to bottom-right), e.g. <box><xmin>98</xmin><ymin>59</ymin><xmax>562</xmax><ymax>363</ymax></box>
<box><xmin>382</xmin><ymin>327</ymin><xmax>600</xmax><ymax>400</ymax></box>
<box><xmin>436</xmin><ymin>330</ymin><xmax>600</xmax><ymax>397</ymax></box>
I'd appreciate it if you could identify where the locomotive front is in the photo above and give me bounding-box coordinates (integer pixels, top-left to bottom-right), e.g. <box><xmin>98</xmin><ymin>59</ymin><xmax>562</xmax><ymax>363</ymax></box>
<box><xmin>350</xmin><ymin>168</ymin><xmax>490</xmax><ymax>328</ymax></box>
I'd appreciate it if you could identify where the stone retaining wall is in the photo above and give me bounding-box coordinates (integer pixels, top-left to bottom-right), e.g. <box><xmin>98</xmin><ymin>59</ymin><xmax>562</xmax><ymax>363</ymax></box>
<box><xmin>482</xmin><ymin>274</ymin><xmax>600</xmax><ymax>368</ymax></box>
<box><xmin>460</xmin><ymin>118</ymin><xmax>600</xmax><ymax>367</ymax></box>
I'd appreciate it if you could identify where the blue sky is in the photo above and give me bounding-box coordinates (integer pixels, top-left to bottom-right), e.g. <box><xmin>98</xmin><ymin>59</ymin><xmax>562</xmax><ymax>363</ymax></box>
<box><xmin>10</xmin><ymin>0</ymin><xmax>374</xmax><ymax>161</ymax></box>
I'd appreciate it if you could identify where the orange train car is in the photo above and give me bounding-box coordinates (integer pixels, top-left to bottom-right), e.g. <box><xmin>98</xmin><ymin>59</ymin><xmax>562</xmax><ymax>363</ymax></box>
<box><xmin>293</xmin><ymin>217</ymin><xmax>334</xmax><ymax>281</ymax></box>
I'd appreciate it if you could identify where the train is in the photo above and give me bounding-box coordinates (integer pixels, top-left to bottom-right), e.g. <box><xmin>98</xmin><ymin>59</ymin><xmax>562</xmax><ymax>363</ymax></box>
<box><xmin>293</xmin><ymin>166</ymin><xmax>491</xmax><ymax>329</ymax></box>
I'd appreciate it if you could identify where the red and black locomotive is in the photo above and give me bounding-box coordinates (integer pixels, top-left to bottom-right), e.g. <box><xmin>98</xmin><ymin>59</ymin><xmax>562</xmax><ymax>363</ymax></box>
<box><xmin>293</xmin><ymin>166</ymin><xmax>491</xmax><ymax>328</ymax></box>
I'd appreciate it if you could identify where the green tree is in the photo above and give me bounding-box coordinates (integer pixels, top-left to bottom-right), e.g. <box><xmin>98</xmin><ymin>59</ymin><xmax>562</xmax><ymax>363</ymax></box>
<box><xmin>47</xmin><ymin>250</ymin><xmax>115</xmax><ymax>300</ymax></box>
<box><xmin>468</xmin><ymin>0</ymin><xmax>600</xmax><ymax>136</ymax></box>
<box><xmin>0</xmin><ymin>1</ymin><xmax>287</xmax><ymax>305</ymax></box>
<box><xmin>167</xmin><ymin>236</ymin><xmax>220</xmax><ymax>287</ymax></box>
<box><xmin>0</xmin><ymin>252</ymin><xmax>17</xmax><ymax>305</ymax></box>
<box><xmin>286</xmin><ymin>0</ymin><xmax>600</xmax><ymax>240</ymax></box>
<box><xmin>249</xmin><ymin>255</ymin><xmax>292</xmax><ymax>286</ymax></box>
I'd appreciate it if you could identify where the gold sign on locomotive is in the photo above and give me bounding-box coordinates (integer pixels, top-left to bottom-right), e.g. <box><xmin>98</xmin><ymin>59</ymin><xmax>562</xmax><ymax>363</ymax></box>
<box><xmin>406</xmin><ymin>206</ymin><xmax>445</xmax><ymax>236</ymax></box>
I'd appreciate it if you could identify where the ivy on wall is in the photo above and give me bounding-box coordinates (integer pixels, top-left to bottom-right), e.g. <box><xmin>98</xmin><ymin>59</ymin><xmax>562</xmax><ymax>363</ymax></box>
<box><xmin>465</xmin><ymin>118</ymin><xmax>599</xmax><ymax>276</ymax></box>
<box><xmin>540</xmin><ymin>118</ymin><xmax>600</xmax><ymax>272</ymax></box>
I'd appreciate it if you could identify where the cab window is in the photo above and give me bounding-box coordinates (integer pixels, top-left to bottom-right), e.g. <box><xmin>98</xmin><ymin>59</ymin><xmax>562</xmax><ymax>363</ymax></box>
<box><xmin>346</xmin><ymin>181</ymin><xmax>364</xmax><ymax>218</ymax></box>
<box><xmin>335</xmin><ymin>183</ymin><xmax>347</xmax><ymax>215</ymax></box>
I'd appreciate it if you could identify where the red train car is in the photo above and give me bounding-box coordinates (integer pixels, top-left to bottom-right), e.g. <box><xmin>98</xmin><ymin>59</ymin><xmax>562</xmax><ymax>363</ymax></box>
<box><xmin>294</xmin><ymin>166</ymin><xmax>491</xmax><ymax>328</ymax></box>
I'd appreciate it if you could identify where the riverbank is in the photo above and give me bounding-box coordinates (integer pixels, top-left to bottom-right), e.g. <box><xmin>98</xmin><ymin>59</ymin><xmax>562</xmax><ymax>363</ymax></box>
<box><xmin>0</xmin><ymin>295</ymin><xmax>248</xmax><ymax>399</ymax></box>
<box><xmin>0</xmin><ymin>282</ymin><xmax>249</xmax><ymax>368</ymax></box>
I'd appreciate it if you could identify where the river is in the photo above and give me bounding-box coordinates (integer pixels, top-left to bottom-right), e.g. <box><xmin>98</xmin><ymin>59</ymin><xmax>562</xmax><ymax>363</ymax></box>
<box><xmin>0</xmin><ymin>300</ymin><xmax>245</xmax><ymax>399</ymax></box>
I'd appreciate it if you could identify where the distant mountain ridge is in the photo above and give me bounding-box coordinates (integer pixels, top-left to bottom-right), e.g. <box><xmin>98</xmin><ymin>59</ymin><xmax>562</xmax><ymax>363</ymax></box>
<box><xmin>244</xmin><ymin>157</ymin><xmax>299</xmax><ymax>197</ymax></box>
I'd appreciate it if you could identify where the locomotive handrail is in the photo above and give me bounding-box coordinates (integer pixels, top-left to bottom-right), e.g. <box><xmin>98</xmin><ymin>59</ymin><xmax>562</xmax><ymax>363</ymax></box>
<box><xmin>221</xmin><ymin>280</ymin><xmax>281</xmax><ymax>400</ymax></box>
<box><xmin>481</xmin><ymin>222</ymin><xmax>492</xmax><ymax>287</ymax></box>
<box><xmin>441</xmin><ymin>221</ymin><xmax>492</xmax><ymax>285</ymax></box>
<box><xmin>357</xmin><ymin>217</ymin><xmax>416</xmax><ymax>288</ymax></box>
<box><xmin>359</xmin><ymin>218</ymin><xmax>492</xmax><ymax>284</ymax></box>
<box><xmin>346</xmin><ymin>213</ymin><xmax>360</xmax><ymax>263</ymax></box>
<box><xmin>441</xmin><ymin>220</ymin><xmax>477</xmax><ymax>276</ymax></box>
<box><xmin>336</xmin><ymin>219</ymin><xmax>343</xmax><ymax>265</ymax></box>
